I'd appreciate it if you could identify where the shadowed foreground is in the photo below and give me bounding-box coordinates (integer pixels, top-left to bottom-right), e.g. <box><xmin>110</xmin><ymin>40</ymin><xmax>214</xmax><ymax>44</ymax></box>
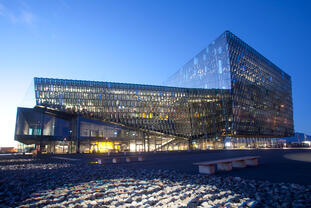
<box><xmin>0</xmin><ymin>149</ymin><xmax>311</xmax><ymax>207</ymax></box>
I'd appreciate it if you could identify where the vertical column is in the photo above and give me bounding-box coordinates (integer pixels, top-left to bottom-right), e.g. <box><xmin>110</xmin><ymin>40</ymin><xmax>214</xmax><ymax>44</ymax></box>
<box><xmin>143</xmin><ymin>132</ymin><xmax>146</xmax><ymax>152</ymax></box>
<box><xmin>147</xmin><ymin>134</ymin><xmax>150</xmax><ymax>152</ymax></box>
<box><xmin>134</xmin><ymin>136</ymin><xmax>137</xmax><ymax>152</ymax></box>
<box><xmin>89</xmin><ymin>139</ymin><xmax>91</xmax><ymax>153</ymax></box>
<box><xmin>76</xmin><ymin>116</ymin><xmax>80</xmax><ymax>153</ymax></box>
<box><xmin>40</xmin><ymin>112</ymin><xmax>44</xmax><ymax>153</ymax></box>
<box><xmin>188</xmin><ymin>138</ymin><xmax>192</xmax><ymax>151</ymax></box>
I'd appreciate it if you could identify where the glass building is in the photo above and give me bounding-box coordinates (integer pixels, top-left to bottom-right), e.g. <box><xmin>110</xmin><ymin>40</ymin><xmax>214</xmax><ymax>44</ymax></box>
<box><xmin>15</xmin><ymin>31</ymin><xmax>294</xmax><ymax>153</ymax></box>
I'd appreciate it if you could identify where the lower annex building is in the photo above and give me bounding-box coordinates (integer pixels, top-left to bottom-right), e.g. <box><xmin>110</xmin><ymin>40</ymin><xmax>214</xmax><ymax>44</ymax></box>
<box><xmin>15</xmin><ymin>31</ymin><xmax>294</xmax><ymax>153</ymax></box>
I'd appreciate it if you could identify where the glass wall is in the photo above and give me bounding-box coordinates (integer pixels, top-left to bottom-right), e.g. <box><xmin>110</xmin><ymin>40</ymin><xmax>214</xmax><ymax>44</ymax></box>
<box><xmin>15</xmin><ymin>108</ymin><xmax>72</xmax><ymax>139</ymax></box>
<box><xmin>78</xmin><ymin>117</ymin><xmax>189</xmax><ymax>153</ymax></box>
<box><xmin>15</xmin><ymin>107</ymin><xmax>76</xmax><ymax>153</ymax></box>
<box><xmin>164</xmin><ymin>30</ymin><xmax>294</xmax><ymax>138</ymax></box>
<box><xmin>34</xmin><ymin>78</ymin><xmax>232</xmax><ymax>139</ymax></box>
<box><xmin>16</xmin><ymin>31</ymin><xmax>294</xmax><ymax>153</ymax></box>
<box><xmin>15</xmin><ymin>108</ymin><xmax>191</xmax><ymax>153</ymax></box>
<box><xmin>165</xmin><ymin>32</ymin><xmax>231</xmax><ymax>90</ymax></box>
<box><xmin>226</xmin><ymin>31</ymin><xmax>294</xmax><ymax>137</ymax></box>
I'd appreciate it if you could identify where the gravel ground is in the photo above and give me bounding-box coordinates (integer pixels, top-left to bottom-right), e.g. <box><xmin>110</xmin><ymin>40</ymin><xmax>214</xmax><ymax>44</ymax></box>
<box><xmin>0</xmin><ymin>155</ymin><xmax>311</xmax><ymax>208</ymax></box>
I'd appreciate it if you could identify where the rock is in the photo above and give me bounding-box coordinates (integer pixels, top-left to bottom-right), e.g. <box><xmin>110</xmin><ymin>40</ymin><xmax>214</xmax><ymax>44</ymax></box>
<box><xmin>201</xmin><ymin>201</ymin><xmax>211</xmax><ymax>207</ymax></box>
<box><xmin>0</xmin><ymin>155</ymin><xmax>310</xmax><ymax>208</ymax></box>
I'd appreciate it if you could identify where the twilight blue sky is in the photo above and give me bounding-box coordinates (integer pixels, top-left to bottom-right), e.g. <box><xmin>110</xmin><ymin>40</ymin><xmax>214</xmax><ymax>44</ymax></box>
<box><xmin>0</xmin><ymin>0</ymin><xmax>310</xmax><ymax>147</ymax></box>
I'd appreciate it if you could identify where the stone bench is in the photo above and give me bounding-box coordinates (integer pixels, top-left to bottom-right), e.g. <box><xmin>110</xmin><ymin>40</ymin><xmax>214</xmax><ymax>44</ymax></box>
<box><xmin>193</xmin><ymin>156</ymin><xmax>260</xmax><ymax>174</ymax></box>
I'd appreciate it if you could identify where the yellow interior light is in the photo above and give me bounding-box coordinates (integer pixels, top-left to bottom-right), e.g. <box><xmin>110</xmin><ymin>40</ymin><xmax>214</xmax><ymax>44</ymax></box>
<box><xmin>90</xmin><ymin>141</ymin><xmax>120</xmax><ymax>153</ymax></box>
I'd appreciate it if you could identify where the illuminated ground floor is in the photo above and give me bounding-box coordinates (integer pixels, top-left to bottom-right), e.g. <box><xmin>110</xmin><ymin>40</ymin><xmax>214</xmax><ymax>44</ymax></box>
<box><xmin>17</xmin><ymin>137</ymin><xmax>282</xmax><ymax>154</ymax></box>
<box><xmin>15</xmin><ymin>107</ymin><xmax>284</xmax><ymax>154</ymax></box>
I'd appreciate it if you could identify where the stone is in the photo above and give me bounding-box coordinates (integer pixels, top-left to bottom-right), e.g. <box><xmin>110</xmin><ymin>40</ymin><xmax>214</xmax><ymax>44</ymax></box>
<box><xmin>0</xmin><ymin>155</ymin><xmax>310</xmax><ymax>208</ymax></box>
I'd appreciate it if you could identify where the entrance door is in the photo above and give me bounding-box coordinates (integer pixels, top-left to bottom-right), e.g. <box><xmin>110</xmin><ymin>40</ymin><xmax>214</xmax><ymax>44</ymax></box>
<box><xmin>155</xmin><ymin>144</ymin><xmax>162</xmax><ymax>151</ymax></box>
<box><xmin>136</xmin><ymin>144</ymin><xmax>144</xmax><ymax>152</ymax></box>
<box><xmin>114</xmin><ymin>144</ymin><xmax>120</xmax><ymax>152</ymax></box>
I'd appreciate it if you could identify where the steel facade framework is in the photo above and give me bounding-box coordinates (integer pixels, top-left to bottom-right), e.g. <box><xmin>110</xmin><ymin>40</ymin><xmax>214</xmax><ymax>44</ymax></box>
<box><xmin>15</xmin><ymin>31</ymin><xmax>294</xmax><ymax>153</ymax></box>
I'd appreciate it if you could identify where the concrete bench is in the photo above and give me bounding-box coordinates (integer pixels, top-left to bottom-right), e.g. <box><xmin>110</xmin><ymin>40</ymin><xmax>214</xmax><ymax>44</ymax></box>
<box><xmin>193</xmin><ymin>156</ymin><xmax>260</xmax><ymax>174</ymax></box>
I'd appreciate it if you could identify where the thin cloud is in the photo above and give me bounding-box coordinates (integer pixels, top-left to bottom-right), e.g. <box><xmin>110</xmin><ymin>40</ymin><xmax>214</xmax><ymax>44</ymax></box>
<box><xmin>0</xmin><ymin>2</ymin><xmax>36</xmax><ymax>26</ymax></box>
<box><xmin>21</xmin><ymin>10</ymin><xmax>34</xmax><ymax>25</ymax></box>
<box><xmin>0</xmin><ymin>3</ymin><xmax>6</xmax><ymax>16</ymax></box>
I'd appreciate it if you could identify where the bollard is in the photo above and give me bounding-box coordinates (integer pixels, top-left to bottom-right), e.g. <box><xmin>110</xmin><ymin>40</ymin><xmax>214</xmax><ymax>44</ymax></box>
<box><xmin>112</xmin><ymin>158</ymin><xmax>119</xmax><ymax>163</ymax></box>
<box><xmin>138</xmin><ymin>156</ymin><xmax>144</xmax><ymax>162</ymax></box>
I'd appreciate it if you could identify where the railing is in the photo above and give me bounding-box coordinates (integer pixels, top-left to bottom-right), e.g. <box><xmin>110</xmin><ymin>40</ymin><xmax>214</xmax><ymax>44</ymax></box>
<box><xmin>154</xmin><ymin>137</ymin><xmax>188</xmax><ymax>151</ymax></box>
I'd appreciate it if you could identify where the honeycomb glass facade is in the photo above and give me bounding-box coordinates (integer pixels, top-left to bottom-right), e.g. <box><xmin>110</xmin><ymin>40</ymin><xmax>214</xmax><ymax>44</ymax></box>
<box><xmin>165</xmin><ymin>32</ymin><xmax>231</xmax><ymax>90</ymax></box>
<box><xmin>227</xmin><ymin>32</ymin><xmax>293</xmax><ymax>137</ymax></box>
<box><xmin>15</xmin><ymin>31</ymin><xmax>294</xmax><ymax>153</ymax></box>
<box><xmin>165</xmin><ymin>31</ymin><xmax>294</xmax><ymax>138</ymax></box>
<box><xmin>33</xmin><ymin>78</ymin><xmax>232</xmax><ymax>138</ymax></box>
